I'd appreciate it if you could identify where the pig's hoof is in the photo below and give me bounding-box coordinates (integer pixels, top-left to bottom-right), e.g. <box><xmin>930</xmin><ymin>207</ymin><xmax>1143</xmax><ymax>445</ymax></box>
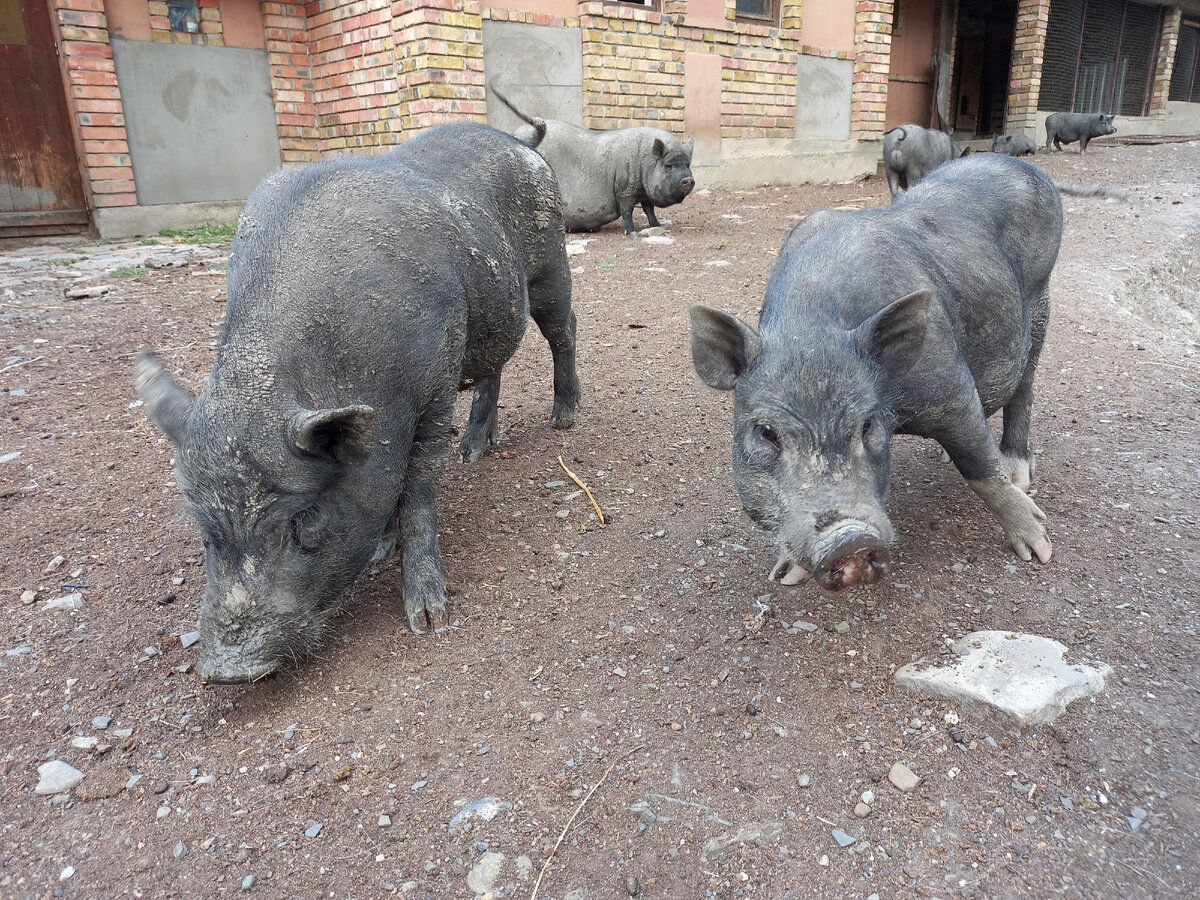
<box><xmin>372</xmin><ymin>536</ymin><xmax>396</xmax><ymax>561</ymax></box>
<box><xmin>551</xmin><ymin>408</ymin><xmax>576</xmax><ymax>430</ymax></box>
<box><xmin>405</xmin><ymin>600</ymin><xmax>449</xmax><ymax>635</ymax></box>
<box><xmin>770</xmin><ymin>557</ymin><xmax>811</xmax><ymax>585</ymax></box>
<box><xmin>1001</xmin><ymin>452</ymin><xmax>1035</xmax><ymax>493</ymax></box>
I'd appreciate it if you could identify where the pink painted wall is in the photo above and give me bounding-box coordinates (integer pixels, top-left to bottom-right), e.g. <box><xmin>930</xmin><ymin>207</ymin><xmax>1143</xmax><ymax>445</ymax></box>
<box><xmin>686</xmin><ymin>0</ymin><xmax>729</xmax><ymax>31</ymax></box>
<box><xmin>886</xmin><ymin>0</ymin><xmax>938</xmax><ymax>128</ymax></box>
<box><xmin>219</xmin><ymin>0</ymin><xmax>266</xmax><ymax>50</ymax></box>
<box><xmin>685</xmin><ymin>51</ymin><xmax>723</xmax><ymax>167</ymax></box>
<box><xmin>483</xmin><ymin>0</ymin><xmax>580</xmax><ymax>17</ymax></box>
<box><xmin>105</xmin><ymin>0</ymin><xmax>152</xmax><ymax>41</ymax></box>
<box><xmin>800</xmin><ymin>1</ymin><xmax>855</xmax><ymax>53</ymax></box>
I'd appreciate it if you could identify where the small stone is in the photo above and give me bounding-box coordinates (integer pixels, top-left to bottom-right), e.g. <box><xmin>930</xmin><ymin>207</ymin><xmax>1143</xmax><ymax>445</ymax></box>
<box><xmin>378</xmin><ymin>815</ymin><xmax>391</xmax><ymax>827</ymax></box>
<box><xmin>861</xmin><ymin>790</ymin><xmax>875</xmax><ymax>805</ymax></box>
<box><xmin>627</xmin><ymin>875</ymin><xmax>639</xmax><ymax>895</ymax></box>
<box><xmin>792</xmin><ymin>621</ymin><xmax>818</xmax><ymax>632</ymax></box>
<box><xmin>411</xmin><ymin>780</ymin><xmax>426</xmax><ymax>791</ymax></box>
<box><xmin>612</xmin><ymin>667</ymin><xmax>627</xmax><ymax>678</ymax></box>
<box><xmin>71</xmin><ymin>736</ymin><xmax>98</xmax><ymax>751</ymax></box>
<box><xmin>263</xmin><ymin>764</ymin><xmax>288</xmax><ymax>784</ymax></box>
<box><xmin>1060</xmin><ymin>796</ymin><xmax>1073</xmax><ymax>809</ymax></box>
<box><xmin>241</xmin><ymin>874</ymin><xmax>255</xmax><ymax>890</ymax></box>
<box><xmin>126</xmin><ymin>774</ymin><xmax>144</xmax><ymax>791</ymax></box>
<box><xmin>60</xmin><ymin>866</ymin><xmax>75</xmax><ymax>881</ymax></box>
<box><xmin>44</xmin><ymin>555</ymin><xmax>66</xmax><ymax>573</ymax></box>
<box><xmin>20</xmin><ymin>590</ymin><xmax>36</xmax><ymax>605</ymax></box>
<box><xmin>174</xmin><ymin>841</ymin><xmax>188</xmax><ymax>860</ymax></box>
<box><xmin>888</xmin><ymin>762</ymin><xmax>921</xmax><ymax>793</ymax></box>
<box><xmin>831</xmin><ymin>829</ymin><xmax>855</xmax><ymax>848</ymax></box>
<box><xmin>555</xmin><ymin>509</ymin><xmax>570</xmax><ymax>519</ymax></box>
<box><xmin>35</xmin><ymin>760</ymin><xmax>85</xmax><ymax>795</ymax></box>
<box><xmin>156</xmin><ymin>806</ymin><xmax>170</xmax><ymax>819</ymax></box>
<box><xmin>195</xmin><ymin>775</ymin><xmax>215</xmax><ymax>785</ymax></box>
<box><xmin>818</xmin><ymin>854</ymin><xmax>829</xmax><ymax>866</ymax></box>
<box><xmin>834</xmin><ymin>621</ymin><xmax>850</xmax><ymax>634</ymax></box>
<box><xmin>5</xmin><ymin>646</ymin><xmax>32</xmax><ymax>657</ymax></box>
<box><xmin>854</xmin><ymin>802</ymin><xmax>872</xmax><ymax>818</ymax></box>
<box><xmin>180</xmin><ymin>631</ymin><xmax>201</xmax><ymax>649</ymax></box>
<box><xmin>984</xmin><ymin>735</ymin><xmax>999</xmax><ymax>748</ymax></box>
<box><xmin>530</xmin><ymin>712</ymin><xmax>546</xmax><ymax>723</ymax></box>
<box><xmin>304</xmin><ymin>823</ymin><xmax>323</xmax><ymax>838</ymax></box>
<box><xmin>153</xmin><ymin>780</ymin><xmax>169</xmax><ymax>794</ymax></box>
<box><xmin>172</xmin><ymin>576</ymin><xmax>185</xmax><ymax>586</ymax></box>
<box><xmin>796</xmin><ymin>773</ymin><xmax>811</xmax><ymax>788</ymax></box>
<box><xmin>43</xmin><ymin>592</ymin><xmax>85</xmax><ymax>612</ymax></box>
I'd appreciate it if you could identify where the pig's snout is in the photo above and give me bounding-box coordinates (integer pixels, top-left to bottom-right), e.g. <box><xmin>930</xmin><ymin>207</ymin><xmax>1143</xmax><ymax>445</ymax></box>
<box><xmin>199</xmin><ymin>651</ymin><xmax>277</xmax><ymax>685</ymax></box>
<box><xmin>813</xmin><ymin>529</ymin><xmax>892</xmax><ymax>590</ymax></box>
<box><xmin>680</xmin><ymin>176</ymin><xmax>696</xmax><ymax>196</ymax></box>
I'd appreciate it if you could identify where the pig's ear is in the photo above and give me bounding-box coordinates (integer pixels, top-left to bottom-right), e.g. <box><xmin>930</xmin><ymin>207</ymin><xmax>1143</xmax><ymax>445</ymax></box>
<box><xmin>690</xmin><ymin>304</ymin><xmax>761</xmax><ymax>390</ymax></box>
<box><xmin>684</xmin><ymin>136</ymin><xmax>695</xmax><ymax>159</ymax></box>
<box><xmin>134</xmin><ymin>347</ymin><xmax>196</xmax><ymax>448</ymax></box>
<box><xmin>854</xmin><ymin>289</ymin><xmax>931</xmax><ymax>378</ymax></box>
<box><xmin>652</xmin><ymin>137</ymin><xmax>665</xmax><ymax>159</ymax></box>
<box><xmin>290</xmin><ymin>405</ymin><xmax>375</xmax><ymax>466</ymax></box>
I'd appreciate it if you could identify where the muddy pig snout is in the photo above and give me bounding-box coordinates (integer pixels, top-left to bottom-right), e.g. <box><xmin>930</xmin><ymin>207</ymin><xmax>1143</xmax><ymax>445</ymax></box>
<box><xmin>813</xmin><ymin>528</ymin><xmax>892</xmax><ymax>590</ymax></box>
<box><xmin>680</xmin><ymin>176</ymin><xmax>696</xmax><ymax>196</ymax></box>
<box><xmin>199</xmin><ymin>651</ymin><xmax>277</xmax><ymax>685</ymax></box>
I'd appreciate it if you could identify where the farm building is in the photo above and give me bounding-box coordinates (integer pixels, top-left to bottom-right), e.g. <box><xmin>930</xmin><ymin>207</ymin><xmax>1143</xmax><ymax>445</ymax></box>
<box><xmin>3</xmin><ymin>0</ymin><xmax>1200</xmax><ymax>237</ymax></box>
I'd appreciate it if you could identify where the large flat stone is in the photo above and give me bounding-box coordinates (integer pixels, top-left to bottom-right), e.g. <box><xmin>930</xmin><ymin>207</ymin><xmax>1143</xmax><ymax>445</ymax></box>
<box><xmin>894</xmin><ymin>630</ymin><xmax>1110</xmax><ymax>732</ymax></box>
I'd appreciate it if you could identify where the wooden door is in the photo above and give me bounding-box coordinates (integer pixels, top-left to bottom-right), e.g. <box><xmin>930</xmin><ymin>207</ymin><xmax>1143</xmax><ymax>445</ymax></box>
<box><xmin>0</xmin><ymin>0</ymin><xmax>89</xmax><ymax>233</ymax></box>
<box><xmin>886</xmin><ymin>0</ymin><xmax>940</xmax><ymax>129</ymax></box>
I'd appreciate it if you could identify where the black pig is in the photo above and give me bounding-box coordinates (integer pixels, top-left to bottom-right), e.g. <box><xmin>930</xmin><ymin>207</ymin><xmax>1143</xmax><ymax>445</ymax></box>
<box><xmin>691</xmin><ymin>154</ymin><xmax>1059</xmax><ymax>590</ymax></box>
<box><xmin>136</xmin><ymin>123</ymin><xmax>580</xmax><ymax>682</ymax></box>
<box><xmin>1045</xmin><ymin>112</ymin><xmax>1116</xmax><ymax>154</ymax></box>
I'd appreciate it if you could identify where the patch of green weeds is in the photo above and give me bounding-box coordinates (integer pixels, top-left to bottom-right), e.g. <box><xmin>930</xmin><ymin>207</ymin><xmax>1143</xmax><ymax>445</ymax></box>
<box><xmin>46</xmin><ymin>257</ymin><xmax>81</xmax><ymax>267</ymax></box>
<box><xmin>137</xmin><ymin>238</ymin><xmax>159</xmax><ymax>246</ymax></box>
<box><xmin>112</xmin><ymin>266</ymin><xmax>151</xmax><ymax>278</ymax></box>
<box><xmin>158</xmin><ymin>223</ymin><xmax>236</xmax><ymax>244</ymax></box>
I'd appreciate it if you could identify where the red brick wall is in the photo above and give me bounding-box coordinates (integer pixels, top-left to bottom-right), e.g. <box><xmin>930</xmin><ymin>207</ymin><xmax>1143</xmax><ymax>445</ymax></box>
<box><xmin>263</xmin><ymin>1</ymin><xmax>320</xmax><ymax>163</ymax></box>
<box><xmin>851</xmin><ymin>0</ymin><xmax>893</xmax><ymax>139</ymax></box>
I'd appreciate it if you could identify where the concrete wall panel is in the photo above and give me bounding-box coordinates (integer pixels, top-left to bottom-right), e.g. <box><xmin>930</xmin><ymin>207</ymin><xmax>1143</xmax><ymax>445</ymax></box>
<box><xmin>111</xmin><ymin>38</ymin><xmax>282</xmax><ymax>206</ymax></box>
<box><xmin>482</xmin><ymin>20</ymin><xmax>584</xmax><ymax>131</ymax></box>
<box><xmin>794</xmin><ymin>56</ymin><xmax>853</xmax><ymax>141</ymax></box>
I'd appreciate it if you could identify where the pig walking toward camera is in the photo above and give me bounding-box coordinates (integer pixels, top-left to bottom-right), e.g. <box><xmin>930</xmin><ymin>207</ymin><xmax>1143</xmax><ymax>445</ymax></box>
<box><xmin>883</xmin><ymin>124</ymin><xmax>969</xmax><ymax>198</ymax></box>
<box><xmin>691</xmin><ymin>154</ymin><xmax>1059</xmax><ymax>591</ymax></box>
<box><xmin>135</xmin><ymin>122</ymin><xmax>580</xmax><ymax>683</ymax></box>
<box><xmin>1045</xmin><ymin>112</ymin><xmax>1116</xmax><ymax>153</ymax></box>
<box><xmin>490</xmin><ymin>82</ymin><xmax>695</xmax><ymax>234</ymax></box>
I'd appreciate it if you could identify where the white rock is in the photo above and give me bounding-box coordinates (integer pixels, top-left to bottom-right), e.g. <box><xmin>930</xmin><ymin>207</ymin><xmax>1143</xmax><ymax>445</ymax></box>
<box><xmin>466</xmin><ymin>851</ymin><xmax>505</xmax><ymax>894</ymax></box>
<box><xmin>43</xmin><ymin>593</ymin><xmax>84</xmax><ymax>612</ymax></box>
<box><xmin>35</xmin><ymin>761</ymin><xmax>85</xmax><ymax>795</ymax></box>
<box><xmin>894</xmin><ymin>630</ymin><xmax>1111</xmax><ymax>731</ymax></box>
<box><xmin>641</xmin><ymin>235</ymin><xmax>674</xmax><ymax>245</ymax></box>
<box><xmin>888</xmin><ymin>762</ymin><xmax>921</xmax><ymax>793</ymax></box>
<box><xmin>71</xmin><ymin>737</ymin><xmax>98</xmax><ymax>751</ymax></box>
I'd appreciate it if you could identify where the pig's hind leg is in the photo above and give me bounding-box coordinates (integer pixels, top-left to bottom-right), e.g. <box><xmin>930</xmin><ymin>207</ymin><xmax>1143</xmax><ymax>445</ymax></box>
<box><xmin>640</xmin><ymin>202</ymin><xmax>662</xmax><ymax>229</ymax></box>
<box><xmin>528</xmin><ymin>268</ymin><xmax>581</xmax><ymax>430</ymax></box>
<box><xmin>999</xmin><ymin>287</ymin><xmax>1049</xmax><ymax>494</ymax></box>
<box><xmin>398</xmin><ymin>400</ymin><xmax>454</xmax><ymax>634</ymax></box>
<box><xmin>460</xmin><ymin>376</ymin><xmax>500</xmax><ymax>463</ymax></box>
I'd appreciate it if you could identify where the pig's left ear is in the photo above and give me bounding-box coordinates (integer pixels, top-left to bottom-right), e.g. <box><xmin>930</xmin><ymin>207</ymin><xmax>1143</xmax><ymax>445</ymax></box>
<box><xmin>652</xmin><ymin>137</ymin><xmax>665</xmax><ymax>159</ymax></box>
<box><xmin>690</xmin><ymin>304</ymin><xmax>761</xmax><ymax>390</ymax></box>
<box><xmin>854</xmin><ymin>289</ymin><xmax>931</xmax><ymax>379</ymax></box>
<box><xmin>290</xmin><ymin>405</ymin><xmax>375</xmax><ymax>466</ymax></box>
<box><xmin>684</xmin><ymin>136</ymin><xmax>695</xmax><ymax>159</ymax></box>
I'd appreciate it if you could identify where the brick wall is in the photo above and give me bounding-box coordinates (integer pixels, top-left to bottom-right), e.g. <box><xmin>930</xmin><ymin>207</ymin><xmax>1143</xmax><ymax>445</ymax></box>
<box><xmin>262</xmin><ymin>2</ymin><xmax>319</xmax><ymax>163</ymax></box>
<box><xmin>850</xmin><ymin>0</ymin><xmax>893</xmax><ymax>139</ymax></box>
<box><xmin>1007</xmin><ymin>0</ymin><xmax>1050</xmax><ymax>134</ymax></box>
<box><xmin>53</xmin><ymin>0</ymin><xmax>138</xmax><ymax>212</ymax></box>
<box><xmin>392</xmin><ymin>0</ymin><xmax>486</xmax><ymax>138</ymax></box>
<box><xmin>1150</xmin><ymin>5</ymin><xmax>1182</xmax><ymax>116</ymax></box>
<box><xmin>148</xmin><ymin>0</ymin><xmax>224</xmax><ymax>44</ymax></box>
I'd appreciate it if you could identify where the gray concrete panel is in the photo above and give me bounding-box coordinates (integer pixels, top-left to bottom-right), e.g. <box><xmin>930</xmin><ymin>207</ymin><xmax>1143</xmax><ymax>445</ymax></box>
<box><xmin>794</xmin><ymin>56</ymin><xmax>852</xmax><ymax>142</ymax></box>
<box><xmin>482</xmin><ymin>21</ymin><xmax>583</xmax><ymax>131</ymax></box>
<box><xmin>111</xmin><ymin>38</ymin><xmax>282</xmax><ymax>206</ymax></box>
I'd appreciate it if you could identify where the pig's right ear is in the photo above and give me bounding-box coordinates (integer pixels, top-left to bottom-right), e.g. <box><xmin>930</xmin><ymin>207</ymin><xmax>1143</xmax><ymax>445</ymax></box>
<box><xmin>134</xmin><ymin>347</ymin><xmax>196</xmax><ymax>448</ymax></box>
<box><xmin>854</xmin><ymin>289</ymin><xmax>932</xmax><ymax>378</ymax></box>
<box><xmin>290</xmin><ymin>405</ymin><xmax>375</xmax><ymax>466</ymax></box>
<box><xmin>690</xmin><ymin>304</ymin><xmax>761</xmax><ymax>390</ymax></box>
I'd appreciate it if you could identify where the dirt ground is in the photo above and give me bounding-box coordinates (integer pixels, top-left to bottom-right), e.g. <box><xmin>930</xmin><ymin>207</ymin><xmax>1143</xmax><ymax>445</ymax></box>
<box><xmin>1</xmin><ymin>141</ymin><xmax>1198</xmax><ymax>900</ymax></box>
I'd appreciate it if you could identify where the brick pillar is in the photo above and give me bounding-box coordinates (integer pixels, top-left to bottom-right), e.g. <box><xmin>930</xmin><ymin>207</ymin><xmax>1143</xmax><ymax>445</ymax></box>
<box><xmin>262</xmin><ymin>2</ymin><xmax>319</xmax><ymax>163</ymax></box>
<box><xmin>1006</xmin><ymin>0</ymin><xmax>1050</xmax><ymax>135</ymax></box>
<box><xmin>53</xmin><ymin>0</ymin><xmax>137</xmax><ymax>212</ymax></box>
<box><xmin>393</xmin><ymin>0</ymin><xmax>485</xmax><ymax>138</ymax></box>
<box><xmin>1149</xmin><ymin>6</ymin><xmax>1182</xmax><ymax>117</ymax></box>
<box><xmin>851</xmin><ymin>0</ymin><xmax>892</xmax><ymax>140</ymax></box>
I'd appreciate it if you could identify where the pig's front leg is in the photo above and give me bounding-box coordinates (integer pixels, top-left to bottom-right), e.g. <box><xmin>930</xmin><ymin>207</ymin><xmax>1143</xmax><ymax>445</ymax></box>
<box><xmin>459</xmin><ymin>375</ymin><xmax>500</xmax><ymax>463</ymax></box>
<box><xmin>640</xmin><ymin>202</ymin><xmax>661</xmax><ymax>228</ymax></box>
<box><xmin>399</xmin><ymin>405</ymin><xmax>453</xmax><ymax>634</ymax></box>
<box><xmin>934</xmin><ymin>404</ymin><xmax>1053</xmax><ymax>564</ymax></box>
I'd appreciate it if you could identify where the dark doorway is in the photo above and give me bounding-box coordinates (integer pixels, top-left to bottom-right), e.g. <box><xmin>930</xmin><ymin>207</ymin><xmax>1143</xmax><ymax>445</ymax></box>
<box><xmin>0</xmin><ymin>0</ymin><xmax>89</xmax><ymax>236</ymax></box>
<box><xmin>953</xmin><ymin>0</ymin><xmax>1018</xmax><ymax>136</ymax></box>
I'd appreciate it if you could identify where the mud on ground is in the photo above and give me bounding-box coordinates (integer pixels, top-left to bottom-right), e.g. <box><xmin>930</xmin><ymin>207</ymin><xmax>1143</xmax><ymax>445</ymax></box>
<box><xmin>1</xmin><ymin>141</ymin><xmax>1197</xmax><ymax>899</ymax></box>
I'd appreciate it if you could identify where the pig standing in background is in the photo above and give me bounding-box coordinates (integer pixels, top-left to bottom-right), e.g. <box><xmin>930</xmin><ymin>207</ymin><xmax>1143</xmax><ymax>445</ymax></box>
<box><xmin>691</xmin><ymin>154</ymin><xmax>1059</xmax><ymax>591</ymax></box>
<box><xmin>490</xmin><ymin>81</ymin><xmax>695</xmax><ymax>235</ymax></box>
<box><xmin>991</xmin><ymin>133</ymin><xmax>1037</xmax><ymax>156</ymax></box>
<box><xmin>1045</xmin><ymin>112</ymin><xmax>1116</xmax><ymax>153</ymax></box>
<box><xmin>135</xmin><ymin>122</ymin><xmax>580</xmax><ymax>683</ymax></box>
<box><xmin>883</xmin><ymin>123</ymin><xmax>969</xmax><ymax>198</ymax></box>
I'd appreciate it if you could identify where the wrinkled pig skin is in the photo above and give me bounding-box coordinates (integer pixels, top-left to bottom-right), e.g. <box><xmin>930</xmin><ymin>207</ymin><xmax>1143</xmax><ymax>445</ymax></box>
<box><xmin>883</xmin><ymin>124</ymin><xmax>969</xmax><ymax>198</ymax></box>
<box><xmin>495</xmin><ymin>84</ymin><xmax>695</xmax><ymax>235</ymax></box>
<box><xmin>1045</xmin><ymin>112</ymin><xmax>1116</xmax><ymax>154</ymax></box>
<box><xmin>135</xmin><ymin>122</ymin><xmax>580</xmax><ymax>683</ymax></box>
<box><xmin>691</xmin><ymin>154</ymin><xmax>1060</xmax><ymax>591</ymax></box>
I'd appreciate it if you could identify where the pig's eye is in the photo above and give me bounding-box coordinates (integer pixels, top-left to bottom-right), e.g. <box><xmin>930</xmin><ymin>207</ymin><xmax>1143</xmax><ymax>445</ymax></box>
<box><xmin>291</xmin><ymin>508</ymin><xmax>323</xmax><ymax>553</ymax></box>
<box><xmin>753</xmin><ymin>424</ymin><xmax>781</xmax><ymax>449</ymax></box>
<box><xmin>862</xmin><ymin>417</ymin><xmax>874</xmax><ymax>440</ymax></box>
